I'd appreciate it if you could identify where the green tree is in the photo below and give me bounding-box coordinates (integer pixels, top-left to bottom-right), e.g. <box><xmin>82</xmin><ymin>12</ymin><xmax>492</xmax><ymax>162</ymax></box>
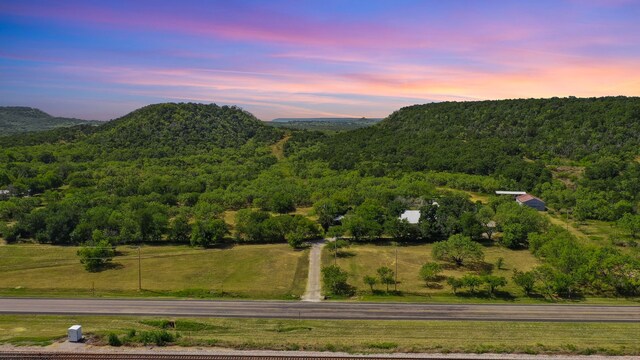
<box><xmin>460</xmin><ymin>212</ymin><xmax>483</xmax><ymax>240</ymax></box>
<box><xmin>495</xmin><ymin>202</ymin><xmax>547</xmax><ymax>248</ymax></box>
<box><xmin>77</xmin><ymin>230</ymin><xmax>116</xmax><ymax>272</ymax></box>
<box><xmin>447</xmin><ymin>277</ymin><xmax>463</xmax><ymax>294</ymax></box>
<box><xmin>512</xmin><ymin>269</ymin><xmax>536</xmax><ymax>296</ymax></box>
<box><xmin>432</xmin><ymin>234</ymin><xmax>484</xmax><ymax>266</ymax></box>
<box><xmin>376</xmin><ymin>266</ymin><xmax>395</xmax><ymax>292</ymax></box>
<box><xmin>134</xmin><ymin>203</ymin><xmax>168</xmax><ymax>243</ymax></box>
<box><xmin>461</xmin><ymin>274</ymin><xmax>483</xmax><ymax>292</ymax></box>
<box><xmin>235</xmin><ymin>209</ymin><xmax>271</xmax><ymax>243</ymax></box>
<box><xmin>343</xmin><ymin>215</ymin><xmax>382</xmax><ymax>241</ymax></box>
<box><xmin>190</xmin><ymin>219</ymin><xmax>228</xmax><ymax>247</ymax></box>
<box><xmin>326</xmin><ymin>225</ymin><xmax>344</xmax><ymax>239</ymax></box>
<box><xmin>168</xmin><ymin>215</ymin><xmax>191</xmax><ymax>243</ymax></box>
<box><xmin>419</xmin><ymin>262</ymin><xmax>442</xmax><ymax>286</ymax></box>
<box><xmin>363</xmin><ymin>275</ymin><xmax>377</xmax><ymax>293</ymax></box>
<box><xmin>385</xmin><ymin>217</ymin><xmax>419</xmax><ymax>242</ymax></box>
<box><xmin>476</xmin><ymin>206</ymin><xmax>496</xmax><ymax>240</ymax></box>
<box><xmin>321</xmin><ymin>265</ymin><xmax>352</xmax><ymax>296</ymax></box>
<box><xmin>482</xmin><ymin>275</ymin><xmax>507</xmax><ymax>296</ymax></box>
<box><xmin>327</xmin><ymin>239</ymin><xmax>349</xmax><ymax>264</ymax></box>
<box><xmin>314</xmin><ymin>199</ymin><xmax>342</xmax><ymax>231</ymax></box>
<box><xmin>618</xmin><ymin>213</ymin><xmax>640</xmax><ymax>238</ymax></box>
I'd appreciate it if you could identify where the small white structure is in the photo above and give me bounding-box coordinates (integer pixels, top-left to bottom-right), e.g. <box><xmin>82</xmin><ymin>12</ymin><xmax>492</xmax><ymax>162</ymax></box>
<box><xmin>495</xmin><ymin>191</ymin><xmax>527</xmax><ymax>196</ymax></box>
<box><xmin>68</xmin><ymin>325</ymin><xmax>82</xmax><ymax>342</ymax></box>
<box><xmin>399</xmin><ymin>210</ymin><xmax>421</xmax><ymax>225</ymax></box>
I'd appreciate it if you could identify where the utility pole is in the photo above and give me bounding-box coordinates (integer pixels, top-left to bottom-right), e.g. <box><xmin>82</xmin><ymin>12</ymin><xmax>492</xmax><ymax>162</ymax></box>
<box><xmin>394</xmin><ymin>242</ymin><xmax>398</xmax><ymax>291</ymax></box>
<box><xmin>138</xmin><ymin>246</ymin><xmax>142</xmax><ymax>291</ymax></box>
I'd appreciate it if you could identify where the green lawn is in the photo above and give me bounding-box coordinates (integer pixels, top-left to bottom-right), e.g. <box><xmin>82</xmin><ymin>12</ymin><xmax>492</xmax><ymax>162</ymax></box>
<box><xmin>1</xmin><ymin>315</ymin><xmax>639</xmax><ymax>355</ymax></box>
<box><xmin>0</xmin><ymin>243</ymin><xmax>308</xmax><ymax>299</ymax></box>
<box><xmin>323</xmin><ymin>242</ymin><xmax>540</xmax><ymax>299</ymax></box>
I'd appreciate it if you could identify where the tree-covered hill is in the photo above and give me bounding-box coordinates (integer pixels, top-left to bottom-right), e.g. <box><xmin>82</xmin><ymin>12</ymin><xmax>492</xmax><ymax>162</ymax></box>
<box><xmin>89</xmin><ymin>103</ymin><xmax>282</xmax><ymax>158</ymax></box>
<box><xmin>1</xmin><ymin>98</ymin><xmax>639</xmax><ymax>299</ymax></box>
<box><xmin>295</xmin><ymin>97</ymin><xmax>640</xmax><ymax>184</ymax></box>
<box><xmin>0</xmin><ymin>106</ymin><xmax>101</xmax><ymax>135</ymax></box>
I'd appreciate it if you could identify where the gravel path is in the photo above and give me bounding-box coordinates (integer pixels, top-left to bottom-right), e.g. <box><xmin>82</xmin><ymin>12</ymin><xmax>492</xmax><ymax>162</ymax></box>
<box><xmin>301</xmin><ymin>239</ymin><xmax>326</xmax><ymax>302</ymax></box>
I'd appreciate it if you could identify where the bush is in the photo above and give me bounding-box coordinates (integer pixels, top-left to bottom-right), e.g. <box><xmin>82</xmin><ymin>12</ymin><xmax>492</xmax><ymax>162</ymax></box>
<box><xmin>419</xmin><ymin>262</ymin><xmax>442</xmax><ymax>285</ymax></box>
<box><xmin>447</xmin><ymin>277</ymin><xmax>463</xmax><ymax>294</ymax></box>
<box><xmin>107</xmin><ymin>333</ymin><xmax>122</xmax><ymax>347</ymax></box>
<box><xmin>138</xmin><ymin>330</ymin><xmax>176</xmax><ymax>346</ymax></box>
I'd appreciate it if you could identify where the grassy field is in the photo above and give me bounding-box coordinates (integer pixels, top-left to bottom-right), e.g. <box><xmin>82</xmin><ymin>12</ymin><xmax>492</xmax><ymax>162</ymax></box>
<box><xmin>322</xmin><ymin>242</ymin><xmax>540</xmax><ymax>300</ymax></box>
<box><xmin>1</xmin><ymin>315</ymin><xmax>639</xmax><ymax>355</ymax></box>
<box><xmin>436</xmin><ymin>187</ymin><xmax>489</xmax><ymax>204</ymax></box>
<box><xmin>544</xmin><ymin>211</ymin><xmax>636</xmax><ymax>250</ymax></box>
<box><xmin>0</xmin><ymin>243</ymin><xmax>308</xmax><ymax>299</ymax></box>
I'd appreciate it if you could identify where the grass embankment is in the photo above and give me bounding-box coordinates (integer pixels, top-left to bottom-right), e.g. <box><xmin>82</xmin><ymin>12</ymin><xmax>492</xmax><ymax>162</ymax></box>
<box><xmin>1</xmin><ymin>315</ymin><xmax>639</xmax><ymax>355</ymax></box>
<box><xmin>322</xmin><ymin>242</ymin><xmax>638</xmax><ymax>304</ymax></box>
<box><xmin>0</xmin><ymin>244</ymin><xmax>308</xmax><ymax>299</ymax></box>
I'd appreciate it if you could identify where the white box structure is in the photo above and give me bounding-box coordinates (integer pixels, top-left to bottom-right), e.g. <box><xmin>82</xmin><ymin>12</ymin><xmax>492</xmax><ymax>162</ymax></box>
<box><xmin>68</xmin><ymin>325</ymin><xmax>82</xmax><ymax>342</ymax></box>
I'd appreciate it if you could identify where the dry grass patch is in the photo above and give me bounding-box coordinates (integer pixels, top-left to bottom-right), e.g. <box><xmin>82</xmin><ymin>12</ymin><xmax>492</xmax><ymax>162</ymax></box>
<box><xmin>323</xmin><ymin>242</ymin><xmax>540</xmax><ymax>298</ymax></box>
<box><xmin>0</xmin><ymin>244</ymin><xmax>308</xmax><ymax>299</ymax></box>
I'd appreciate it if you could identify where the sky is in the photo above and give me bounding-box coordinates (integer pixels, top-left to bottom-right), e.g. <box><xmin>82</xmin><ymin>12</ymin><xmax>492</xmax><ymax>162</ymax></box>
<box><xmin>1</xmin><ymin>0</ymin><xmax>639</xmax><ymax>121</ymax></box>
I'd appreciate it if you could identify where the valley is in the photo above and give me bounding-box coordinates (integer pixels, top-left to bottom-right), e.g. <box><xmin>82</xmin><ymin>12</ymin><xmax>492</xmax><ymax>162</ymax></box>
<box><xmin>0</xmin><ymin>98</ymin><xmax>639</xmax><ymax>354</ymax></box>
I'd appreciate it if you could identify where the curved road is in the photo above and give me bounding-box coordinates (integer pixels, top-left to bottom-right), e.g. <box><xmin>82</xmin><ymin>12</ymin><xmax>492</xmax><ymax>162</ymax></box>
<box><xmin>0</xmin><ymin>298</ymin><xmax>639</xmax><ymax>322</ymax></box>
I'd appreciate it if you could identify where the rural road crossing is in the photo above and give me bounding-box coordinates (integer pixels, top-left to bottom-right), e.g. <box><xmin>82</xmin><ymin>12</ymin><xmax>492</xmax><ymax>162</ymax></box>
<box><xmin>0</xmin><ymin>298</ymin><xmax>639</xmax><ymax>322</ymax></box>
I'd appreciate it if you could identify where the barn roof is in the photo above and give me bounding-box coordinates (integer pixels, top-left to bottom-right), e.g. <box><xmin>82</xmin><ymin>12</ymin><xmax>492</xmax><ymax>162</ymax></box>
<box><xmin>516</xmin><ymin>194</ymin><xmax>543</xmax><ymax>203</ymax></box>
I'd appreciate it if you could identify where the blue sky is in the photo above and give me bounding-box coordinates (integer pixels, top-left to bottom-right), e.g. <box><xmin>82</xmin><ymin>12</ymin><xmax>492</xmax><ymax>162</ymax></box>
<box><xmin>1</xmin><ymin>0</ymin><xmax>639</xmax><ymax>120</ymax></box>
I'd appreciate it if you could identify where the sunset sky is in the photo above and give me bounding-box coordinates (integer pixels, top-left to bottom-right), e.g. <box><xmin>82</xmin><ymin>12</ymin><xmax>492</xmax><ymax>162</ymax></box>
<box><xmin>1</xmin><ymin>0</ymin><xmax>639</xmax><ymax>121</ymax></box>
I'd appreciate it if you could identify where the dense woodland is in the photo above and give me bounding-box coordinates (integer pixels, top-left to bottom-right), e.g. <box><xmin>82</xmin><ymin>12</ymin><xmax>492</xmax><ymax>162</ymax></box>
<box><xmin>0</xmin><ymin>98</ymin><xmax>639</xmax><ymax>297</ymax></box>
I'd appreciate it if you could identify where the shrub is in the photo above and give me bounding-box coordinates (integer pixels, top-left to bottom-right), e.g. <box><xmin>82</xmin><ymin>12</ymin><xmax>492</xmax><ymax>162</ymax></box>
<box><xmin>138</xmin><ymin>330</ymin><xmax>176</xmax><ymax>346</ymax></box>
<box><xmin>107</xmin><ymin>333</ymin><xmax>122</xmax><ymax>347</ymax></box>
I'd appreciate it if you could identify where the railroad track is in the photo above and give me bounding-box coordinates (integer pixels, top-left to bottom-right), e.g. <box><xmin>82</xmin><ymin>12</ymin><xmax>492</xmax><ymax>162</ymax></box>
<box><xmin>0</xmin><ymin>353</ymin><xmax>493</xmax><ymax>360</ymax></box>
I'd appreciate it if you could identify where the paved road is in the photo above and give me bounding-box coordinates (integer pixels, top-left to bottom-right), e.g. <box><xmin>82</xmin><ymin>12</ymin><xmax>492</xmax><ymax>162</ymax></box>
<box><xmin>301</xmin><ymin>239</ymin><xmax>326</xmax><ymax>302</ymax></box>
<box><xmin>0</xmin><ymin>298</ymin><xmax>639</xmax><ymax>322</ymax></box>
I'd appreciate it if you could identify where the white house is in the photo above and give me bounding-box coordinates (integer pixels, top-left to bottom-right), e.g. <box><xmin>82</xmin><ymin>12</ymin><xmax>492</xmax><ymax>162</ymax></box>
<box><xmin>399</xmin><ymin>210</ymin><xmax>421</xmax><ymax>224</ymax></box>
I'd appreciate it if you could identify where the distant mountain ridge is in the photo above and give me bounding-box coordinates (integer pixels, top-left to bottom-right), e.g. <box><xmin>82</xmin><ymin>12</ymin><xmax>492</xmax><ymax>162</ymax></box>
<box><xmin>0</xmin><ymin>106</ymin><xmax>101</xmax><ymax>135</ymax></box>
<box><xmin>270</xmin><ymin>117</ymin><xmax>383</xmax><ymax>132</ymax></box>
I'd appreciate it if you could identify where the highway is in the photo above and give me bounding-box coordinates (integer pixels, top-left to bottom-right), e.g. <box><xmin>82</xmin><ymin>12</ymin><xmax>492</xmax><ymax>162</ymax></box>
<box><xmin>0</xmin><ymin>298</ymin><xmax>639</xmax><ymax>322</ymax></box>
